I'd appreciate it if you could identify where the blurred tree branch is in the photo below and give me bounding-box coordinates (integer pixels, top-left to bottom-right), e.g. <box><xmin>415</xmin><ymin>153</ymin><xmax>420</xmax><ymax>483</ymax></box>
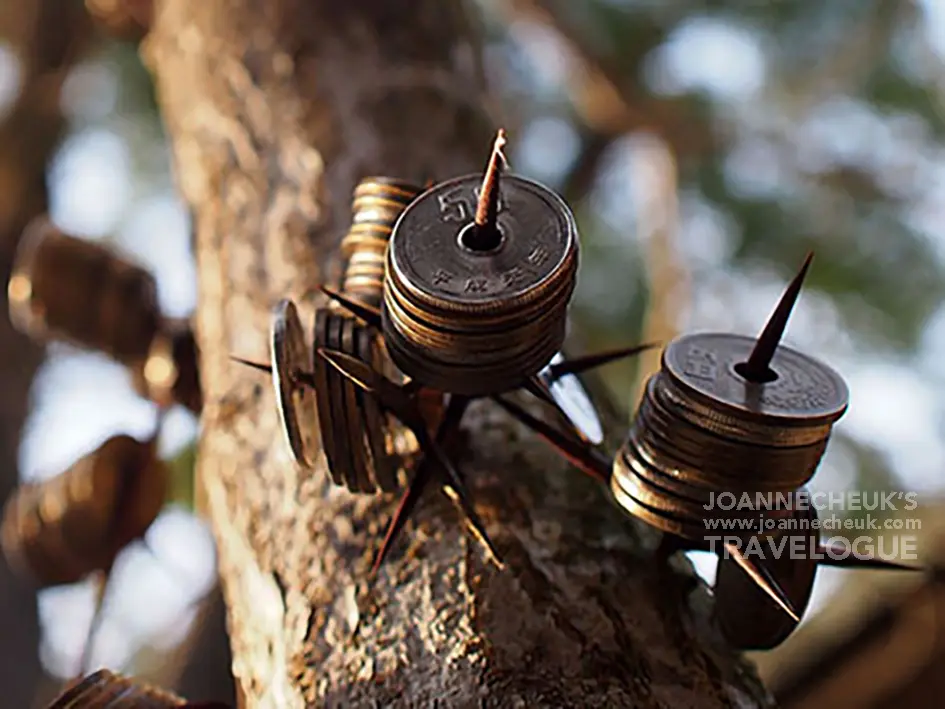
<box><xmin>500</xmin><ymin>0</ymin><xmax>715</xmax><ymax>162</ymax></box>
<box><xmin>144</xmin><ymin>0</ymin><xmax>770</xmax><ymax>705</ymax></box>
<box><xmin>0</xmin><ymin>0</ymin><xmax>92</xmax><ymax>705</ymax></box>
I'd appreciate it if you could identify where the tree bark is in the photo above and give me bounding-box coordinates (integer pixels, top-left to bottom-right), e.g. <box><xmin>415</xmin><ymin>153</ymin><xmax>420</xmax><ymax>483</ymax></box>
<box><xmin>0</xmin><ymin>1</ymin><xmax>90</xmax><ymax>705</ymax></box>
<box><xmin>143</xmin><ymin>2</ymin><xmax>771</xmax><ymax>706</ymax></box>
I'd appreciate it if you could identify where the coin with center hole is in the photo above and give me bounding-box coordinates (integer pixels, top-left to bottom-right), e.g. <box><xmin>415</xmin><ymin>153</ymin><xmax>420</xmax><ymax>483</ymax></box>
<box><xmin>270</xmin><ymin>299</ymin><xmax>318</xmax><ymax>469</ymax></box>
<box><xmin>662</xmin><ymin>333</ymin><xmax>849</xmax><ymax>425</ymax></box>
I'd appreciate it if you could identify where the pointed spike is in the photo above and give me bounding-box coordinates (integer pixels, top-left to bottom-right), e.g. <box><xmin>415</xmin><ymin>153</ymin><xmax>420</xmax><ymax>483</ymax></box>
<box><xmin>475</xmin><ymin>129</ymin><xmax>507</xmax><ymax>229</ymax></box>
<box><xmin>547</xmin><ymin>343</ymin><xmax>660</xmax><ymax>381</ymax></box>
<box><xmin>230</xmin><ymin>355</ymin><xmax>273</xmax><ymax>374</ymax></box>
<box><xmin>318</xmin><ymin>348</ymin><xmax>377</xmax><ymax>392</ymax></box>
<box><xmin>817</xmin><ymin>542</ymin><xmax>918</xmax><ymax>571</ymax></box>
<box><xmin>319</xmin><ymin>286</ymin><xmax>383</xmax><ymax>329</ymax></box>
<box><xmin>740</xmin><ymin>252</ymin><xmax>814</xmax><ymax>383</ymax></box>
<box><xmin>318</xmin><ymin>347</ymin><xmax>421</xmax><ymax>432</ymax></box>
<box><xmin>522</xmin><ymin>375</ymin><xmax>557</xmax><ymax>407</ymax></box>
<box><xmin>491</xmin><ymin>395</ymin><xmax>609</xmax><ymax>483</ymax></box>
<box><xmin>523</xmin><ymin>375</ymin><xmax>590</xmax><ymax>442</ymax></box>
<box><xmin>463</xmin><ymin>129</ymin><xmax>507</xmax><ymax>252</ymax></box>
<box><xmin>441</xmin><ymin>482</ymin><xmax>504</xmax><ymax>569</ymax></box>
<box><xmin>724</xmin><ymin>543</ymin><xmax>801</xmax><ymax>622</ymax></box>
<box><xmin>372</xmin><ymin>467</ymin><xmax>431</xmax><ymax>574</ymax></box>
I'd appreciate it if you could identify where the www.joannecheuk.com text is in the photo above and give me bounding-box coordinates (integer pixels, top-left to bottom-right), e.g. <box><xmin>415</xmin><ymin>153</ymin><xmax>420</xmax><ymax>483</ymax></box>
<box><xmin>701</xmin><ymin>490</ymin><xmax>919</xmax><ymax>512</ymax></box>
<box><xmin>704</xmin><ymin>535</ymin><xmax>919</xmax><ymax>561</ymax></box>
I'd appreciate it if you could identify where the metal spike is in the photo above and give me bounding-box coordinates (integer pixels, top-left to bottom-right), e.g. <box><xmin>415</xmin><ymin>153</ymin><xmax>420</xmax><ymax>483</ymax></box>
<box><xmin>230</xmin><ymin>354</ymin><xmax>315</xmax><ymax>388</ymax></box>
<box><xmin>491</xmin><ymin>395</ymin><xmax>609</xmax><ymax>483</ymax></box>
<box><xmin>740</xmin><ymin>252</ymin><xmax>814</xmax><ymax>382</ymax></box>
<box><xmin>522</xmin><ymin>375</ymin><xmax>558</xmax><ymax>407</ymax></box>
<box><xmin>319</xmin><ymin>286</ymin><xmax>383</xmax><ymax>329</ymax></box>
<box><xmin>229</xmin><ymin>355</ymin><xmax>273</xmax><ymax>374</ymax></box>
<box><xmin>817</xmin><ymin>541</ymin><xmax>918</xmax><ymax>571</ymax></box>
<box><xmin>522</xmin><ymin>374</ymin><xmax>590</xmax><ymax>442</ymax></box>
<box><xmin>724</xmin><ymin>543</ymin><xmax>800</xmax><ymax>622</ymax></box>
<box><xmin>547</xmin><ymin>343</ymin><xmax>659</xmax><ymax>381</ymax></box>
<box><xmin>423</xmin><ymin>433</ymin><xmax>502</xmax><ymax>568</ymax></box>
<box><xmin>372</xmin><ymin>473</ymin><xmax>425</xmax><ymax>574</ymax></box>
<box><xmin>317</xmin><ymin>348</ymin><xmax>419</xmax><ymax>430</ymax></box>
<box><xmin>466</xmin><ymin>129</ymin><xmax>507</xmax><ymax>252</ymax></box>
<box><xmin>358</xmin><ymin>389</ymin><xmax>499</xmax><ymax>571</ymax></box>
<box><xmin>373</xmin><ymin>395</ymin><xmax>469</xmax><ymax>572</ymax></box>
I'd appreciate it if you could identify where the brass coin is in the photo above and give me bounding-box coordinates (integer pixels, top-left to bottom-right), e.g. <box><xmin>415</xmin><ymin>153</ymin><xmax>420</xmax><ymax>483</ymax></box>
<box><xmin>609</xmin><ymin>467</ymin><xmax>708</xmax><ymax>540</ymax></box>
<box><xmin>313</xmin><ymin>308</ymin><xmax>345</xmax><ymax>487</ymax></box>
<box><xmin>662</xmin><ymin>333</ymin><xmax>849</xmax><ymax>427</ymax></box>
<box><xmin>270</xmin><ymin>299</ymin><xmax>318</xmax><ymax>469</ymax></box>
<box><xmin>541</xmin><ymin>352</ymin><xmax>603</xmax><ymax>444</ymax></box>
<box><xmin>654</xmin><ymin>374</ymin><xmax>832</xmax><ymax>448</ymax></box>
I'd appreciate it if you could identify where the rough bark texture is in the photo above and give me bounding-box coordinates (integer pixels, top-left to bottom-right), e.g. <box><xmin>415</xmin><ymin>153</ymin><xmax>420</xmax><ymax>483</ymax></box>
<box><xmin>143</xmin><ymin>2</ymin><xmax>771</xmax><ymax>706</ymax></box>
<box><xmin>0</xmin><ymin>1</ymin><xmax>90</xmax><ymax>705</ymax></box>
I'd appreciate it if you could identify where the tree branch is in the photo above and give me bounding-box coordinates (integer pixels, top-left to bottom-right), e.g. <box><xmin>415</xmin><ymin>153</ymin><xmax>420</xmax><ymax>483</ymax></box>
<box><xmin>144</xmin><ymin>1</ymin><xmax>770</xmax><ymax>706</ymax></box>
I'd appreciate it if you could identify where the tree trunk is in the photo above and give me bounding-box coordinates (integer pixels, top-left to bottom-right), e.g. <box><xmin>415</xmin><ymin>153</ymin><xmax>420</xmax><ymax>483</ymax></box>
<box><xmin>143</xmin><ymin>2</ymin><xmax>771</xmax><ymax>706</ymax></box>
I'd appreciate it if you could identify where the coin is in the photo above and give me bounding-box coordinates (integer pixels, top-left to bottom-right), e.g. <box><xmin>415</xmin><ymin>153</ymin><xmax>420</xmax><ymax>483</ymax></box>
<box><xmin>382</xmin><ymin>172</ymin><xmax>579</xmax><ymax>395</ymax></box>
<box><xmin>387</xmin><ymin>174</ymin><xmax>576</xmax><ymax>311</ymax></box>
<box><xmin>662</xmin><ymin>333</ymin><xmax>849</xmax><ymax>426</ymax></box>
<box><xmin>9</xmin><ymin>217</ymin><xmax>161</xmax><ymax>365</ymax></box>
<box><xmin>341</xmin><ymin>316</ymin><xmax>374</xmax><ymax>493</ymax></box>
<box><xmin>270</xmin><ymin>299</ymin><xmax>318</xmax><ymax>469</ymax></box>
<box><xmin>326</xmin><ymin>312</ymin><xmax>359</xmax><ymax>492</ymax></box>
<box><xmin>540</xmin><ymin>352</ymin><xmax>604</xmax><ymax>444</ymax></box>
<box><xmin>357</xmin><ymin>323</ymin><xmax>399</xmax><ymax>492</ymax></box>
<box><xmin>313</xmin><ymin>308</ymin><xmax>345</xmax><ymax>487</ymax></box>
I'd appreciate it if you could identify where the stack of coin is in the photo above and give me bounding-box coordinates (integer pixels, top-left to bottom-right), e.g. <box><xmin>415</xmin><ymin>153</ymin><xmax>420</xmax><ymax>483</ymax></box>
<box><xmin>9</xmin><ymin>217</ymin><xmax>161</xmax><ymax>365</ymax></box>
<box><xmin>340</xmin><ymin>177</ymin><xmax>424</xmax><ymax>310</ymax></box>
<box><xmin>611</xmin><ymin>332</ymin><xmax>849</xmax><ymax>542</ymax></box>
<box><xmin>45</xmin><ymin>669</ymin><xmax>213</xmax><ymax>708</ymax></box>
<box><xmin>310</xmin><ymin>177</ymin><xmax>424</xmax><ymax>493</ymax></box>
<box><xmin>9</xmin><ymin>217</ymin><xmax>202</xmax><ymax>413</ymax></box>
<box><xmin>383</xmin><ymin>173</ymin><xmax>579</xmax><ymax>396</ymax></box>
<box><xmin>1</xmin><ymin>433</ymin><xmax>166</xmax><ymax>588</ymax></box>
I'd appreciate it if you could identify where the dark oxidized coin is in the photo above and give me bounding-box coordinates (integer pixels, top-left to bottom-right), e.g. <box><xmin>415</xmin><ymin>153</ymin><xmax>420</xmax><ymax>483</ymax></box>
<box><xmin>270</xmin><ymin>299</ymin><xmax>318</xmax><ymax>469</ymax></box>
<box><xmin>326</xmin><ymin>312</ymin><xmax>358</xmax><ymax>492</ymax></box>
<box><xmin>341</xmin><ymin>316</ymin><xmax>373</xmax><ymax>493</ymax></box>
<box><xmin>387</xmin><ymin>173</ymin><xmax>576</xmax><ymax>313</ymax></box>
<box><xmin>662</xmin><ymin>333</ymin><xmax>849</xmax><ymax>426</ymax></box>
<box><xmin>313</xmin><ymin>309</ymin><xmax>344</xmax><ymax>487</ymax></box>
<box><xmin>357</xmin><ymin>322</ymin><xmax>398</xmax><ymax>492</ymax></box>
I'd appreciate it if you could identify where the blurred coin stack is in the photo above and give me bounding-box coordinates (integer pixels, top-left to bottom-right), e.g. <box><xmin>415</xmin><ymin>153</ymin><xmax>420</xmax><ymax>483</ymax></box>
<box><xmin>340</xmin><ymin>177</ymin><xmax>423</xmax><ymax>310</ymax></box>
<box><xmin>383</xmin><ymin>173</ymin><xmax>578</xmax><ymax>396</ymax></box>
<box><xmin>611</xmin><ymin>331</ymin><xmax>849</xmax><ymax>543</ymax></box>
<box><xmin>1</xmin><ymin>433</ymin><xmax>166</xmax><ymax>588</ymax></box>
<box><xmin>45</xmin><ymin>668</ymin><xmax>226</xmax><ymax>708</ymax></box>
<box><xmin>8</xmin><ymin>217</ymin><xmax>201</xmax><ymax>412</ymax></box>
